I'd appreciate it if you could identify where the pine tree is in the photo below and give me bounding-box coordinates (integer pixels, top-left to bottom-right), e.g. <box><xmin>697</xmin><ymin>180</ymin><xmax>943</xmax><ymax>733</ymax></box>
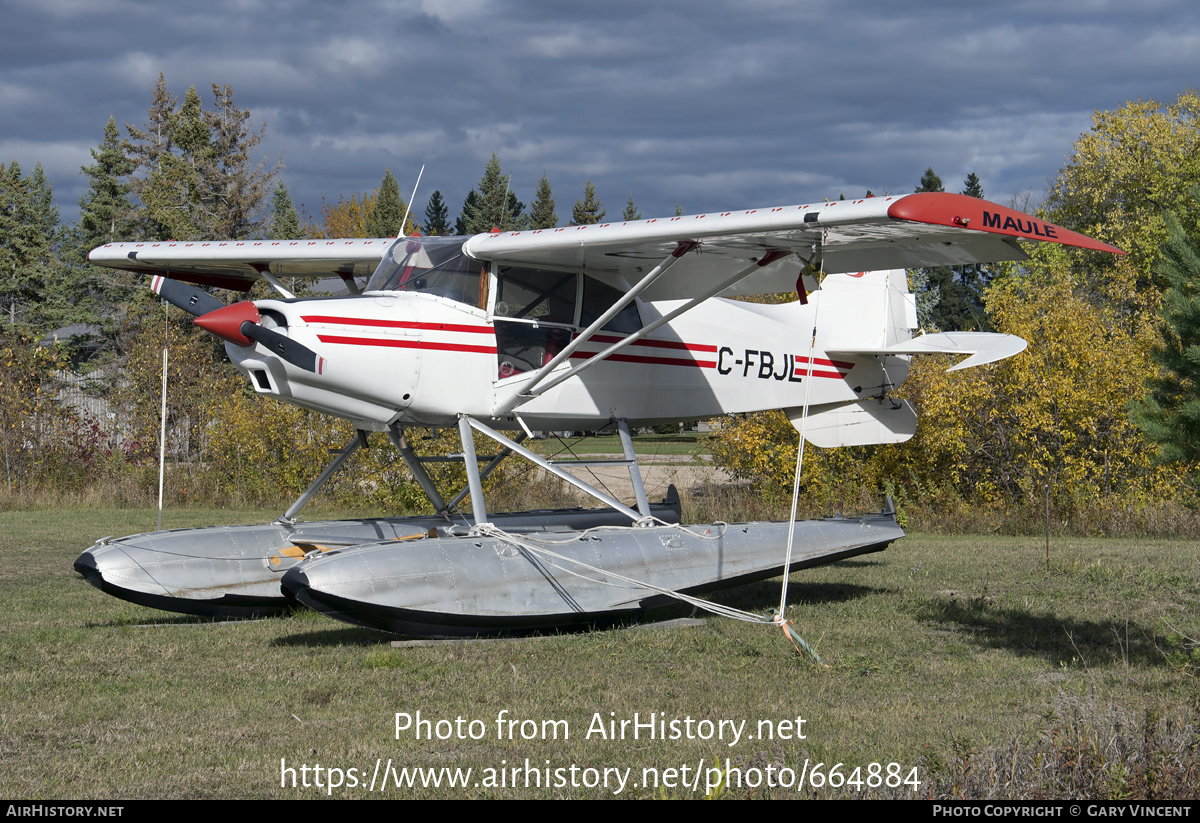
<box><xmin>124</xmin><ymin>76</ymin><xmax>275</xmax><ymax>241</ymax></box>
<box><xmin>24</xmin><ymin>162</ymin><xmax>79</xmax><ymax>330</ymax></box>
<box><xmin>961</xmin><ymin>172</ymin><xmax>984</xmax><ymax>199</ymax></box>
<box><xmin>916</xmin><ymin>167</ymin><xmax>944</xmax><ymax>193</ymax></box>
<box><xmin>367</xmin><ymin>168</ymin><xmax>405</xmax><ymax>237</ymax></box>
<box><xmin>909</xmin><ymin>167</ymin><xmax>987</xmax><ymax>330</ymax></box>
<box><xmin>458</xmin><ymin>154</ymin><xmax>525</xmax><ymax>233</ymax></box>
<box><xmin>1131</xmin><ymin>202</ymin><xmax>1200</xmax><ymax>469</ymax></box>
<box><xmin>269</xmin><ymin>181</ymin><xmax>302</xmax><ymax>239</ymax></box>
<box><xmin>0</xmin><ymin>162</ymin><xmax>75</xmax><ymax>330</ymax></box>
<box><xmin>203</xmin><ymin>83</ymin><xmax>276</xmax><ymax>240</ymax></box>
<box><xmin>423</xmin><ymin>190</ymin><xmax>450</xmax><ymax>235</ymax></box>
<box><xmin>622</xmin><ymin>194</ymin><xmax>641</xmax><ymax>221</ymax></box>
<box><xmin>952</xmin><ymin>172</ymin><xmax>990</xmax><ymax>329</ymax></box>
<box><xmin>123</xmin><ymin>73</ymin><xmax>178</xmax><ymax>241</ymax></box>
<box><xmin>529</xmin><ymin>172</ymin><xmax>557</xmax><ymax>229</ymax></box>
<box><xmin>455</xmin><ymin>190</ymin><xmax>480</xmax><ymax>235</ymax></box>
<box><xmin>909</xmin><ymin>168</ymin><xmax>947</xmax><ymax>329</ymax></box>
<box><xmin>77</xmin><ymin>117</ymin><xmax>133</xmax><ymax>249</ymax></box>
<box><xmin>72</xmin><ymin>119</ymin><xmax>138</xmax><ymax>325</ymax></box>
<box><xmin>505</xmin><ymin>190</ymin><xmax>526</xmax><ymax>230</ymax></box>
<box><xmin>0</xmin><ymin>162</ymin><xmax>36</xmax><ymax>325</ymax></box>
<box><xmin>571</xmin><ymin>180</ymin><xmax>605</xmax><ymax>225</ymax></box>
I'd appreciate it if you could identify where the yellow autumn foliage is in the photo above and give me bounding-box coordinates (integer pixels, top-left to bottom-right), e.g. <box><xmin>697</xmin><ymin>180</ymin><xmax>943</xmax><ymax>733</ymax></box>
<box><xmin>1046</xmin><ymin>89</ymin><xmax>1200</xmax><ymax>285</ymax></box>
<box><xmin>711</xmin><ymin>263</ymin><xmax>1191</xmax><ymax>522</ymax></box>
<box><xmin>306</xmin><ymin>192</ymin><xmax>377</xmax><ymax>239</ymax></box>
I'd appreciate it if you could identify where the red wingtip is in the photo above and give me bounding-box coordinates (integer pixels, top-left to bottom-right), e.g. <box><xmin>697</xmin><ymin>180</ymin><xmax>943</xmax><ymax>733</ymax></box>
<box><xmin>887</xmin><ymin>192</ymin><xmax>1125</xmax><ymax>255</ymax></box>
<box><xmin>193</xmin><ymin>301</ymin><xmax>260</xmax><ymax>347</ymax></box>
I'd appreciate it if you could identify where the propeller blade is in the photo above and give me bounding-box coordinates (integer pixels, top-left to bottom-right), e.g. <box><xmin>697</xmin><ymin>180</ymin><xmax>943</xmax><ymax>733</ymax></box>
<box><xmin>150</xmin><ymin>275</ymin><xmax>224</xmax><ymax>317</ymax></box>
<box><xmin>240</xmin><ymin>322</ymin><xmax>326</xmax><ymax>375</ymax></box>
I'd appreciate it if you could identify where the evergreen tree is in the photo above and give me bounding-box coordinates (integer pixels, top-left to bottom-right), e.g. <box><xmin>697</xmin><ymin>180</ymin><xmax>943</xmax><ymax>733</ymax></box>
<box><xmin>24</xmin><ymin>162</ymin><xmax>81</xmax><ymax>331</ymax></box>
<box><xmin>916</xmin><ymin>167</ymin><xmax>944</xmax><ymax>193</ymax></box>
<box><xmin>953</xmin><ymin>172</ymin><xmax>990</xmax><ymax>329</ymax></box>
<box><xmin>455</xmin><ymin>190</ymin><xmax>480</xmax><ymax>235</ymax></box>
<box><xmin>203</xmin><ymin>83</ymin><xmax>276</xmax><ymax>240</ymax></box>
<box><xmin>622</xmin><ymin>194</ymin><xmax>641</xmax><ymax>221</ymax></box>
<box><xmin>367</xmin><ymin>168</ymin><xmax>404</xmax><ymax>237</ymax></box>
<box><xmin>961</xmin><ymin>172</ymin><xmax>984</xmax><ymax>199</ymax></box>
<box><xmin>674</xmin><ymin>203</ymin><xmax>683</xmax><ymax>216</ymax></box>
<box><xmin>1131</xmin><ymin>200</ymin><xmax>1200</xmax><ymax>470</ymax></box>
<box><xmin>457</xmin><ymin>154</ymin><xmax>525</xmax><ymax>233</ymax></box>
<box><xmin>269</xmin><ymin>181</ymin><xmax>302</xmax><ymax>239</ymax></box>
<box><xmin>73</xmin><ymin>120</ymin><xmax>136</xmax><ymax>339</ymax></box>
<box><xmin>909</xmin><ymin>168</ymin><xmax>946</xmax><ymax>329</ymax></box>
<box><xmin>908</xmin><ymin>167</ymin><xmax>986</xmax><ymax>330</ymax></box>
<box><xmin>0</xmin><ymin>162</ymin><xmax>76</xmax><ymax>330</ymax></box>
<box><xmin>529</xmin><ymin>172</ymin><xmax>557</xmax><ymax>229</ymax></box>
<box><xmin>423</xmin><ymin>190</ymin><xmax>450</xmax><ymax>235</ymax></box>
<box><xmin>77</xmin><ymin>116</ymin><xmax>134</xmax><ymax>249</ymax></box>
<box><xmin>571</xmin><ymin>180</ymin><xmax>605</xmax><ymax>225</ymax></box>
<box><xmin>124</xmin><ymin>75</ymin><xmax>275</xmax><ymax>241</ymax></box>
<box><xmin>123</xmin><ymin>73</ymin><xmax>178</xmax><ymax>241</ymax></box>
<box><xmin>1</xmin><ymin>162</ymin><xmax>36</xmax><ymax>325</ymax></box>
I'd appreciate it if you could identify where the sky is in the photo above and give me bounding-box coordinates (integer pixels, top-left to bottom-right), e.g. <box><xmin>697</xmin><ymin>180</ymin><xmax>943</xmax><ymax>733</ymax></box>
<box><xmin>3</xmin><ymin>0</ymin><xmax>1198</xmax><ymax>233</ymax></box>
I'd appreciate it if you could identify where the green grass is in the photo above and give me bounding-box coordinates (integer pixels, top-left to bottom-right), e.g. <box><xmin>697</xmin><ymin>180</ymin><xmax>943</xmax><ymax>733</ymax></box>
<box><xmin>2</xmin><ymin>507</ymin><xmax>1197</xmax><ymax>798</ymax></box>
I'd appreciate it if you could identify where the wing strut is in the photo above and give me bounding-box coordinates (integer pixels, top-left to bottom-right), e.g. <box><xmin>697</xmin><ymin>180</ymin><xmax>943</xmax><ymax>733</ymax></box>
<box><xmin>491</xmin><ymin>241</ymin><xmax>699</xmax><ymax>416</ymax></box>
<box><xmin>519</xmin><ymin>249</ymin><xmax>796</xmax><ymax>401</ymax></box>
<box><xmin>249</xmin><ymin>264</ymin><xmax>296</xmax><ymax>299</ymax></box>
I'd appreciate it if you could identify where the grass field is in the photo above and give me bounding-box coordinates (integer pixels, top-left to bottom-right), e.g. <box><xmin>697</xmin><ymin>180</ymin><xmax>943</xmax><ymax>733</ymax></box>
<box><xmin>2</xmin><ymin>505</ymin><xmax>1197</xmax><ymax>799</ymax></box>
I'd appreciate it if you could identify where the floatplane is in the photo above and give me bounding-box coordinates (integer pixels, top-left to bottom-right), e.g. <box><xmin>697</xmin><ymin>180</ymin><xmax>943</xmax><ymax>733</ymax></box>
<box><xmin>74</xmin><ymin>192</ymin><xmax>1121</xmax><ymax>636</ymax></box>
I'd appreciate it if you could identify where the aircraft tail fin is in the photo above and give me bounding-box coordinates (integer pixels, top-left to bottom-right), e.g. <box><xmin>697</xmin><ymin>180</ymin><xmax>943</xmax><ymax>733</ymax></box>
<box><xmin>782</xmin><ymin>269</ymin><xmax>1025</xmax><ymax>446</ymax></box>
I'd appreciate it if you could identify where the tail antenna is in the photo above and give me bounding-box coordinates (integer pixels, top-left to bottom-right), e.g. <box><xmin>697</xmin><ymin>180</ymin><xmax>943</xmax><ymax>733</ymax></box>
<box><xmin>399</xmin><ymin>164</ymin><xmax>425</xmax><ymax>237</ymax></box>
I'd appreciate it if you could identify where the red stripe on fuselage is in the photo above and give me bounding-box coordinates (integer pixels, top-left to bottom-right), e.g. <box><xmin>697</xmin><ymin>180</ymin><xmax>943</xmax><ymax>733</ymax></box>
<box><xmin>569</xmin><ymin>351</ymin><xmax>715</xmax><ymax>369</ymax></box>
<box><xmin>794</xmin><ymin>355</ymin><xmax>855</xmax><ymax>371</ymax></box>
<box><xmin>302</xmin><ymin>315</ymin><xmax>493</xmax><ymax>334</ymax></box>
<box><xmin>584</xmin><ymin>332</ymin><xmax>718</xmax><ymax>354</ymax></box>
<box><xmin>316</xmin><ymin>334</ymin><xmax>497</xmax><ymax>354</ymax></box>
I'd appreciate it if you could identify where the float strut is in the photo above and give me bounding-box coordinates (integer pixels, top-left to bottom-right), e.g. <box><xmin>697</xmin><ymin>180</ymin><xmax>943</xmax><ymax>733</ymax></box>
<box><xmin>276</xmin><ymin>430</ymin><xmax>368</xmax><ymax>525</ymax></box>
<box><xmin>387</xmin><ymin>425</ymin><xmax>450</xmax><ymax>521</ymax></box>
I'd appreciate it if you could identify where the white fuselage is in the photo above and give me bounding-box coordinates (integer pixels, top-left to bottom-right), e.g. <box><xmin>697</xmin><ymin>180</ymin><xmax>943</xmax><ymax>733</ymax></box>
<box><xmin>227</xmin><ymin>272</ymin><xmax>911</xmax><ymax>433</ymax></box>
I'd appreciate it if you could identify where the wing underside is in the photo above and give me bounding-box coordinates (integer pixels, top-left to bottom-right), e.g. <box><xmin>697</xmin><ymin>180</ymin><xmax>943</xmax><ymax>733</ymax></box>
<box><xmin>87</xmin><ymin>238</ymin><xmax>393</xmax><ymax>291</ymax></box>
<box><xmin>463</xmin><ymin>192</ymin><xmax>1121</xmax><ymax>300</ymax></box>
<box><xmin>87</xmin><ymin>193</ymin><xmax>1120</xmax><ymax>298</ymax></box>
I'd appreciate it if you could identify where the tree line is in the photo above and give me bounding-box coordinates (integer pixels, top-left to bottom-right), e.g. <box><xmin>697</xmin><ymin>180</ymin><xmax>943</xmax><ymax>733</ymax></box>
<box><xmin>1</xmin><ymin>76</ymin><xmax>1197</xmax><ymax>532</ymax></box>
<box><xmin>0</xmin><ymin>76</ymin><xmax>656</xmax><ymax>505</ymax></box>
<box><xmin>2</xmin><ymin>74</ymin><xmax>646</xmax><ymax>341</ymax></box>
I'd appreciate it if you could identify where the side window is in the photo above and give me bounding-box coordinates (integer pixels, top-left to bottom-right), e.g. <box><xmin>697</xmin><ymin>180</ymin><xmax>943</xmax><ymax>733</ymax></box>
<box><xmin>494</xmin><ymin>266</ymin><xmax>578</xmax><ymax>324</ymax></box>
<box><xmin>580</xmin><ymin>275</ymin><xmax>641</xmax><ymax>334</ymax></box>
<box><xmin>493</xmin><ymin>266</ymin><xmax>578</xmax><ymax>380</ymax></box>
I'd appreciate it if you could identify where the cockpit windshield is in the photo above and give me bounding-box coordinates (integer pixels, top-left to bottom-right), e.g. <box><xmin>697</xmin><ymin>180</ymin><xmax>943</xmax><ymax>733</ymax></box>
<box><xmin>365</xmin><ymin>236</ymin><xmax>482</xmax><ymax>306</ymax></box>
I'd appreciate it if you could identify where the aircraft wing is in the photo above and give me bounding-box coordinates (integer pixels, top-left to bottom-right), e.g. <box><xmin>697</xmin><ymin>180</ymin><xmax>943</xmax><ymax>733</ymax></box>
<box><xmin>87</xmin><ymin>237</ymin><xmax>393</xmax><ymax>291</ymax></box>
<box><xmin>87</xmin><ymin>193</ymin><xmax>1120</xmax><ymax>298</ymax></box>
<box><xmin>462</xmin><ymin>192</ymin><xmax>1123</xmax><ymax>299</ymax></box>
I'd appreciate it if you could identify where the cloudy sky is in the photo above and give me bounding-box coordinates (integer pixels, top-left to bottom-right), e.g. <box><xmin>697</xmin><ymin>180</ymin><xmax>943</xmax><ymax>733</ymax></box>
<box><xmin>3</xmin><ymin>0</ymin><xmax>1198</xmax><ymax>232</ymax></box>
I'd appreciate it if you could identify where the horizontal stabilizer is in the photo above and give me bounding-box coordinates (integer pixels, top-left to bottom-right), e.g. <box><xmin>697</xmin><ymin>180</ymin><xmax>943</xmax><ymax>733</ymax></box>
<box><xmin>831</xmin><ymin>331</ymin><xmax>1027</xmax><ymax>371</ymax></box>
<box><xmin>788</xmin><ymin>400</ymin><xmax>918</xmax><ymax>447</ymax></box>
